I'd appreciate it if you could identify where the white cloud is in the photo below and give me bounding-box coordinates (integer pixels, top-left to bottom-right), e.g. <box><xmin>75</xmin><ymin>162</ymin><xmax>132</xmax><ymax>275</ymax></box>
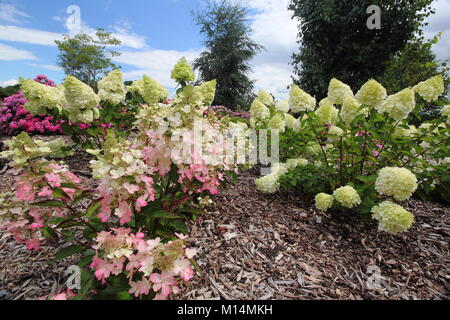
<box><xmin>110</xmin><ymin>18</ymin><xmax>148</xmax><ymax>49</ymax></box>
<box><xmin>0</xmin><ymin>17</ymin><xmax>147</xmax><ymax>49</ymax></box>
<box><xmin>0</xmin><ymin>43</ymin><xmax>37</xmax><ymax>60</ymax></box>
<box><xmin>25</xmin><ymin>63</ymin><xmax>63</xmax><ymax>71</ymax></box>
<box><xmin>115</xmin><ymin>49</ymin><xmax>201</xmax><ymax>87</ymax></box>
<box><xmin>424</xmin><ymin>0</ymin><xmax>450</xmax><ymax>61</ymax></box>
<box><xmin>0</xmin><ymin>79</ymin><xmax>18</xmax><ymax>87</ymax></box>
<box><xmin>115</xmin><ymin>0</ymin><xmax>298</xmax><ymax>97</ymax></box>
<box><xmin>0</xmin><ymin>25</ymin><xmax>62</xmax><ymax>45</ymax></box>
<box><xmin>247</xmin><ymin>0</ymin><xmax>298</xmax><ymax>97</ymax></box>
<box><xmin>0</xmin><ymin>3</ymin><xmax>30</xmax><ymax>24</ymax></box>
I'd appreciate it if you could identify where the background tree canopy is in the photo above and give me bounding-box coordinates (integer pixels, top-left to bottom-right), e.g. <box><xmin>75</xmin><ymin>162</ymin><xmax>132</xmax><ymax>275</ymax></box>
<box><xmin>0</xmin><ymin>84</ymin><xmax>20</xmax><ymax>100</ymax></box>
<box><xmin>289</xmin><ymin>0</ymin><xmax>435</xmax><ymax>99</ymax></box>
<box><xmin>55</xmin><ymin>28</ymin><xmax>121</xmax><ymax>90</ymax></box>
<box><xmin>380</xmin><ymin>34</ymin><xmax>449</xmax><ymax>122</ymax></box>
<box><xmin>193</xmin><ymin>0</ymin><xmax>263</xmax><ymax>110</ymax></box>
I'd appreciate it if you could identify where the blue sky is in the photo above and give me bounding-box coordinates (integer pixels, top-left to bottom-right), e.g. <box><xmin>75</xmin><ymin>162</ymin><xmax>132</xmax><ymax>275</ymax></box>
<box><xmin>0</xmin><ymin>0</ymin><xmax>449</xmax><ymax>97</ymax></box>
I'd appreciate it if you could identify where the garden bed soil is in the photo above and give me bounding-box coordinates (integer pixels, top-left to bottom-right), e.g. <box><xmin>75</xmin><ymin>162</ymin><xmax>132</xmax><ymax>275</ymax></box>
<box><xmin>0</xmin><ymin>149</ymin><xmax>449</xmax><ymax>300</ymax></box>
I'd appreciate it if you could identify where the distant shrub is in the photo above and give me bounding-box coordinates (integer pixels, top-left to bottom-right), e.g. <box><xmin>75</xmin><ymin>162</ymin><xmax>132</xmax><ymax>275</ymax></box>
<box><xmin>0</xmin><ymin>75</ymin><xmax>62</xmax><ymax>136</ymax></box>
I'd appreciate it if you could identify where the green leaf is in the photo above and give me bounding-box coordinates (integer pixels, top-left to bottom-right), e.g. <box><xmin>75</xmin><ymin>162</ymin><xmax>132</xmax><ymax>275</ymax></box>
<box><xmin>144</xmin><ymin>209</ymin><xmax>185</xmax><ymax>220</ymax></box>
<box><xmin>168</xmin><ymin>219</ymin><xmax>188</xmax><ymax>233</ymax></box>
<box><xmin>86</xmin><ymin>201</ymin><xmax>101</xmax><ymax>218</ymax></box>
<box><xmin>52</xmin><ymin>188</ymin><xmax>67</xmax><ymax>199</ymax></box>
<box><xmin>33</xmin><ymin>200</ymin><xmax>66</xmax><ymax>208</ymax></box>
<box><xmin>51</xmin><ymin>245</ymin><xmax>85</xmax><ymax>263</ymax></box>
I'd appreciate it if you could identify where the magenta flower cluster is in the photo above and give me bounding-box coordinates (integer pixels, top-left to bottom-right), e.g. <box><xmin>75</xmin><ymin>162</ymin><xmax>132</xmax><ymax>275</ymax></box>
<box><xmin>206</xmin><ymin>105</ymin><xmax>251</xmax><ymax>119</ymax></box>
<box><xmin>0</xmin><ymin>75</ymin><xmax>62</xmax><ymax>136</ymax></box>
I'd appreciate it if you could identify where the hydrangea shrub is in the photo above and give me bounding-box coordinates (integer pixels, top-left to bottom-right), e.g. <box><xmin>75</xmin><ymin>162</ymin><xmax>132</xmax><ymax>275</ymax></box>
<box><xmin>251</xmin><ymin>76</ymin><xmax>449</xmax><ymax>234</ymax></box>
<box><xmin>0</xmin><ymin>75</ymin><xmax>63</xmax><ymax>136</ymax></box>
<box><xmin>0</xmin><ymin>62</ymin><xmax>248</xmax><ymax>299</ymax></box>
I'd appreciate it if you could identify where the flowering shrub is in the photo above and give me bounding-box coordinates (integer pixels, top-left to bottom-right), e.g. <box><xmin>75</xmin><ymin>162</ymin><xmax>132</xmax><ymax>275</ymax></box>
<box><xmin>19</xmin><ymin>71</ymin><xmax>140</xmax><ymax>149</ymax></box>
<box><xmin>251</xmin><ymin>76</ymin><xmax>449</xmax><ymax>234</ymax></box>
<box><xmin>0</xmin><ymin>75</ymin><xmax>63</xmax><ymax>136</ymax></box>
<box><xmin>0</xmin><ymin>61</ymin><xmax>246</xmax><ymax>299</ymax></box>
<box><xmin>205</xmin><ymin>105</ymin><xmax>251</xmax><ymax>120</ymax></box>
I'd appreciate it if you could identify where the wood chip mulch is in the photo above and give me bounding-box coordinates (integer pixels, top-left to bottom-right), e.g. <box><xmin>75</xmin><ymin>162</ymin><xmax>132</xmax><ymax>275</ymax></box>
<box><xmin>180</xmin><ymin>169</ymin><xmax>449</xmax><ymax>300</ymax></box>
<box><xmin>0</xmin><ymin>149</ymin><xmax>449</xmax><ymax>300</ymax></box>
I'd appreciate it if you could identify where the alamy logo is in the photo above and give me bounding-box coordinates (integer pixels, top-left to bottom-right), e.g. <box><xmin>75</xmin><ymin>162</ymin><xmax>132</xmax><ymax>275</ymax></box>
<box><xmin>366</xmin><ymin>265</ymin><xmax>382</xmax><ymax>290</ymax></box>
<box><xmin>367</xmin><ymin>5</ymin><xmax>381</xmax><ymax>30</ymax></box>
<box><xmin>66</xmin><ymin>5</ymin><xmax>81</xmax><ymax>35</ymax></box>
<box><xmin>66</xmin><ymin>265</ymin><xmax>81</xmax><ymax>290</ymax></box>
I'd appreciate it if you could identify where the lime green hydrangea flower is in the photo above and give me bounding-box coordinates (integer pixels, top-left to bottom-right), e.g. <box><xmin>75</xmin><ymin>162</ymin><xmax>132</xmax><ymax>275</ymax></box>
<box><xmin>250</xmin><ymin>99</ymin><xmax>270</xmax><ymax>120</ymax></box>
<box><xmin>286</xmin><ymin>157</ymin><xmax>308</xmax><ymax>169</ymax></box>
<box><xmin>413</xmin><ymin>75</ymin><xmax>444</xmax><ymax>102</ymax></box>
<box><xmin>375</xmin><ymin>167</ymin><xmax>417</xmax><ymax>201</ymax></box>
<box><xmin>315</xmin><ymin>98</ymin><xmax>338</xmax><ymax>124</ymax></box>
<box><xmin>377</xmin><ymin>88</ymin><xmax>415</xmax><ymax>121</ymax></box>
<box><xmin>257</xmin><ymin>90</ymin><xmax>274</xmax><ymax>106</ymax></box>
<box><xmin>171</xmin><ymin>57</ymin><xmax>195</xmax><ymax>84</ymax></box>
<box><xmin>127</xmin><ymin>75</ymin><xmax>169</xmax><ymax>104</ymax></box>
<box><xmin>315</xmin><ymin>193</ymin><xmax>334</xmax><ymax>212</ymax></box>
<box><xmin>284</xmin><ymin>113</ymin><xmax>301</xmax><ymax>132</ymax></box>
<box><xmin>372</xmin><ymin>201</ymin><xmax>414</xmax><ymax>233</ymax></box>
<box><xmin>328</xmin><ymin>125</ymin><xmax>344</xmax><ymax>142</ymax></box>
<box><xmin>392</xmin><ymin>125</ymin><xmax>418</xmax><ymax>138</ymax></box>
<box><xmin>64</xmin><ymin>75</ymin><xmax>100</xmax><ymax>123</ymax></box>
<box><xmin>20</xmin><ymin>79</ymin><xmax>64</xmax><ymax>114</ymax></box>
<box><xmin>176</xmin><ymin>84</ymin><xmax>204</xmax><ymax>106</ymax></box>
<box><xmin>254</xmin><ymin>163</ymin><xmax>289</xmax><ymax>194</ymax></box>
<box><xmin>340</xmin><ymin>95</ymin><xmax>362</xmax><ymax>124</ymax></box>
<box><xmin>97</xmin><ymin>69</ymin><xmax>126</xmax><ymax>105</ymax></box>
<box><xmin>327</xmin><ymin>78</ymin><xmax>353</xmax><ymax>105</ymax></box>
<box><xmin>289</xmin><ymin>85</ymin><xmax>316</xmax><ymax>113</ymax></box>
<box><xmin>197</xmin><ymin>80</ymin><xmax>217</xmax><ymax>106</ymax></box>
<box><xmin>275</xmin><ymin>99</ymin><xmax>290</xmax><ymax>113</ymax></box>
<box><xmin>333</xmin><ymin>186</ymin><xmax>361</xmax><ymax>208</ymax></box>
<box><xmin>441</xmin><ymin>105</ymin><xmax>450</xmax><ymax>124</ymax></box>
<box><xmin>0</xmin><ymin>132</ymin><xmax>63</xmax><ymax>166</ymax></box>
<box><xmin>268</xmin><ymin>114</ymin><xmax>285</xmax><ymax>132</ymax></box>
<box><xmin>355</xmin><ymin>79</ymin><xmax>387</xmax><ymax>108</ymax></box>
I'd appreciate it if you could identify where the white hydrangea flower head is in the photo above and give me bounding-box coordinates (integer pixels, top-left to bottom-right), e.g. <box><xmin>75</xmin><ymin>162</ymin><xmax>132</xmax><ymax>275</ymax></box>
<box><xmin>284</xmin><ymin>113</ymin><xmax>301</xmax><ymax>132</ymax></box>
<box><xmin>196</xmin><ymin>80</ymin><xmax>217</xmax><ymax>106</ymax></box>
<box><xmin>340</xmin><ymin>95</ymin><xmax>362</xmax><ymax>125</ymax></box>
<box><xmin>250</xmin><ymin>99</ymin><xmax>270</xmax><ymax>120</ymax></box>
<box><xmin>20</xmin><ymin>79</ymin><xmax>65</xmax><ymax>114</ymax></box>
<box><xmin>254</xmin><ymin>163</ymin><xmax>289</xmax><ymax>194</ymax></box>
<box><xmin>327</xmin><ymin>78</ymin><xmax>353</xmax><ymax>105</ymax></box>
<box><xmin>392</xmin><ymin>125</ymin><xmax>418</xmax><ymax>138</ymax></box>
<box><xmin>333</xmin><ymin>186</ymin><xmax>361</xmax><ymax>208</ymax></box>
<box><xmin>315</xmin><ymin>193</ymin><xmax>334</xmax><ymax>212</ymax></box>
<box><xmin>441</xmin><ymin>105</ymin><xmax>450</xmax><ymax>117</ymax></box>
<box><xmin>375</xmin><ymin>167</ymin><xmax>418</xmax><ymax>201</ymax></box>
<box><xmin>171</xmin><ymin>57</ymin><xmax>195</xmax><ymax>83</ymax></box>
<box><xmin>327</xmin><ymin>126</ymin><xmax>344</xmax><ymax>142</ymax></box>
<box><xmin>257</xmin><ymin>90</ymin><xmax>274</xmax><ymax>106</ymax></box>
<box><xmin>355</xmin><ymin>79</ymin><xmax>387</xmax><ymax>108</ymax></box>
<box><xmin>289</xmin><ymin>85</ymin><xmax>316</xmax><ymax>113</ymax></box>
<box><xmin>286</xmin><ymin>157</ymin><xmax>308</xmax><ymax>169</ymax></box>
<box><xmin>372</xmin><ymin>201</ymin><xmax>414</xmax><ymax>233</ymax></box>
<box><xmin>98</xmin><ymin>69</ymin><xmax>126</xmax><ymax>105</ymax></box>
<box><xmin>329</xmin><ymin>125</ymin><xmax>343</xmax><ymax>137</ymax></box>
<box><xmin>377</xmin><ymin>88</ymin><xmax>415</xmax><ymax>121</ymax></box>
<box><xmin>275</xmin><ymin>99</ymin><xmax>290</xmax><ymax>113</ymax></box>
<box><xmin>64</xmin><ymin>75</ymin><xmax>100</xmax><ymax>123</ymax></box>
<box><xmin>268</xmin><ymin>114</ymin><xmax>285</xmax><ymax>132</ymax></box>
<box><xmin>255</xmin><ymin>173</ymin><xmax>280</xmax><ymax>194</ymax></box>
<box><xmin>315</xmin><ymin>98</ymin><xmax>338</xmax><ymax>124</ymax></box>
<box><xmin>127</xmin><ymin>75</ymin><xmax>168</xmax><ymax>104</ymax></box>
<box><xmin>413</xmin><ymin>75</ymin><xmax>444</xmax><ymax>102</ymax></box>
<box><xmin>441</xmin><ymin>105</ymin><xmax>450</xmax><ymax>124</ymax></box>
